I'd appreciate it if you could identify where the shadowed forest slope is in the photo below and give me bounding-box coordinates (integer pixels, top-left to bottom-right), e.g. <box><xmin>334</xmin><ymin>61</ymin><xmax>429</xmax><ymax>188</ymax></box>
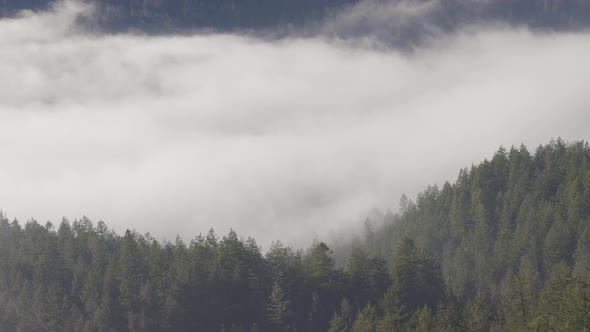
<box><xmin>2</xmin><ymin>0</ymin><xmax>590</xmax><ymax>36</ymax></box>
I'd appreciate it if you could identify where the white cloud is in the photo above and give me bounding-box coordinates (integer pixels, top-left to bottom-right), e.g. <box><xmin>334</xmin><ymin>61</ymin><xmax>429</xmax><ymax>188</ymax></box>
<box><xmin>1</xmin><ymin>2</ymin><xmax>590</xmax><ymax>248</ymax></box>
<box><xmin>321</xmin><ymin>0</ymin><xmax>443</xmax><ymax>41</ymax></box>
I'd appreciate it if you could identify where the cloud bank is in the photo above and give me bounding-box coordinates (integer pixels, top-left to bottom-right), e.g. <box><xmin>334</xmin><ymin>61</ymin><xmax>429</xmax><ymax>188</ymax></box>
<box><xmin>1</xmin><ymin>1</ymin><xmax>590</xmax><ymax>248</ymax></box>
<box><xmin>320</xmin><ymin>0</ymin><xmax>446</xmax><ymax>47</ymax></box>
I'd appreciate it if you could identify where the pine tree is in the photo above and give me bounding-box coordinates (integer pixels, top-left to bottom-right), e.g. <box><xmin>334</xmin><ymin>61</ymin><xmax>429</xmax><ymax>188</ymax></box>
<box><xmin>534</xmin><ymin>262</ymin><xmax>571</xmax><ymax>330</ymax></box>
<box><xmin>391</xmin><ymin>238</ymin><xmax>445</xmax><ymax>317</ymax></box>
<box><xmin>433</xmin><ymin>301</ymin><xmax>467</xmax><ymax>332</ymax></box>
<box><xmin>378</xmin><ymin>286</ymin><xmax>405</xmax><ymax>331</ymax></box>
<box><xmin>351</xmin><ymin>303</ymin><xmax>377</xmax><ymax>332</ymax></box>
<box><xmin>408</xmin><ymin>305</ymin><xmax>434</xmax><ymax>332</ymax></box>
<box><xmin>267</xmin><ymin>282</ymin><xmax>292</xmax><ymax>331</ymax></box>
<box><xmin>328</xmin><ymin>313</ymin><xmax>347</xmax><ymax>332</ymax></box>
<box><xmin>500</xmin><ymin>267</ymin><xmax>534</xmax><ymax>330</ymax></box>
<box><xmin>465</xmin><ymin>291</ymin><xmax>491</xmax><ymax>332</ymax></box>
<box><xmin>346</xmin><ymin>247</ymin><xmax>370</xmax><ymax>309</ymax></box>
<box><xmin>339</xmin><ymin>298</ymin><xmax>354</xmax><ymax>328</ymax></box>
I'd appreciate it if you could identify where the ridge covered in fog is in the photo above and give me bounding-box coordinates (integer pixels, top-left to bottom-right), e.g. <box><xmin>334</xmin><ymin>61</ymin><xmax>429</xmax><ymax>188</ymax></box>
<box><xmin>2</xmin><ymin>1</ymin><xmax>590</xmax><ymax>45</ymax></box>
<box><xmin>0</xmin><ymin>1</ymin><xmax>590</xmax><ymax>247</ymax></box>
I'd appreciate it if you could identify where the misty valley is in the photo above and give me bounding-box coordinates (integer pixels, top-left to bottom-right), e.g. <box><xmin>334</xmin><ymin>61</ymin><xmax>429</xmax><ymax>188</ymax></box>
<box><xmin>2</xmin><ymin>0</ymin><xmax>590</xmax><ymax>331</ymax></box>
<box><xmin>3</xmin><ymin>141</ymin><xmax>590</xmax><ymax>331</ymax></box>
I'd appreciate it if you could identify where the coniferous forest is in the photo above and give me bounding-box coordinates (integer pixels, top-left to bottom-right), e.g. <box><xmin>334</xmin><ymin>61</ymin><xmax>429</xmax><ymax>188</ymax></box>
<box><xmin>2</xmin><ymin>139</ymin><xmax>590</xmax><ymax>331</ymax></box>
<box><xmin>2</xmin><ymin>0</ymin><xmax>590</xmax><ymax>34</ymax></box>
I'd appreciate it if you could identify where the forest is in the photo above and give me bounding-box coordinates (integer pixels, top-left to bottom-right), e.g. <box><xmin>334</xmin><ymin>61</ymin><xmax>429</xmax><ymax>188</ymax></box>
<box><xmin>2</xmin><ymin>0</ymin><xmax>590</xmax><ymax>33</ymax></box>
<box><xmin>1</xmin><ymin>139</ymin><xmax>590</xmax><ymax>331</ymax></box>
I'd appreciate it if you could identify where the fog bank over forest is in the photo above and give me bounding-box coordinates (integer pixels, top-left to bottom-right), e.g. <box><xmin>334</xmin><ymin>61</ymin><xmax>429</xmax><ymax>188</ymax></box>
<box><xmin>1</xmin><ymin>1</ymin><xmax>590</xmax><ymax>248</ymax></box>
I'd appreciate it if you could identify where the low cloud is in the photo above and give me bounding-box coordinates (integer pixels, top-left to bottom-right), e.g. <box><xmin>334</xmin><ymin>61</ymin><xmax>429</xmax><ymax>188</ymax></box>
<box><xmin>321</xmin><ymin>0</ymin><xmax>445</xmax><ymax>47</ymax></box>
<box><xmin>1</xmin><ymin>2</ymin><xmax>590</xmax><ymax>248</ymax></box>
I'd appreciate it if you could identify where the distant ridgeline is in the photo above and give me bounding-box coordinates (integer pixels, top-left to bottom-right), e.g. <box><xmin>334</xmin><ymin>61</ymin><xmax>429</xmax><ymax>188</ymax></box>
<box><xmin>1</xmin><ymin>140</ymin><xmax>590</xmax><ymax>331</ymax></box>
<box><xmin>2</xmin><ymin>0</ymin><xmax>590</xmax><ymax>34</ymax></box>
<box><xmin>0</xmin><ymin>0</ymin><xmax>357</xmax><ymax>32</ymax></box>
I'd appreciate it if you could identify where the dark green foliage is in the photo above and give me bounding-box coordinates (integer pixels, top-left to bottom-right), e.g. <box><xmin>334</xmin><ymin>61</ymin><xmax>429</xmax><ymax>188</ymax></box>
<box><xmin>407</xmin><ymin>305</ymin><xmax>434</xmax><ymax>332</ymax></box>
<box><xmin>267</xmin><ymin>282</ymin><xmax>292</xmax><ymax>331</ymax></box>
<box><xmin>0</xmin><ymin>217</ymin><xmax>361</xmax><ymax>331</ymax></box>
<box><xmin>351</xmin><ymin>303</ymin><xmax>377</xmax><ymax>332</ymax></box>
<box><xmin>1</xmin><ymin>140</ymin><xmax>590</xmax><ymax>331</ymax></box>
<box><xmin>346</xmin><ymin>247</ymin><xmax>391</xmax><ymax>313</ymax></box>
<box><xmin>465</xmin><ymin>291</ymin><xmax>493</xmax><ymax>332</ymax></box>
<box><xmin>328</xmin><ymin>312</ymin><xmax>347</xmax><ymax>332</ymax></box>
<box><xmin>365</xmin><ymin>140</ymin><xmax>590</xmax><ymax>331</ymax></box>
<box><xmin>0</xmin><ymin>218</ymin><xmax>273</xmax><ymax>331</ymax></box>
<box><xmin>389</xmin><ymin>238</ymin><xmax>446</xmax><ymax>318</ymax></box>
<box><xmin>433</xmin><ymin>301</ymin><xmax>467</xmax><ymax>332</ymax></box>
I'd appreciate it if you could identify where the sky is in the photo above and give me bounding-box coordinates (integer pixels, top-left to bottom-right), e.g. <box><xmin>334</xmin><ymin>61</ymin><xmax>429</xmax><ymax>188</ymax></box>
<box><xmin>1</xmin><ymin>1</ymin><xmax>590</xmax><ymax>248</ymax></box>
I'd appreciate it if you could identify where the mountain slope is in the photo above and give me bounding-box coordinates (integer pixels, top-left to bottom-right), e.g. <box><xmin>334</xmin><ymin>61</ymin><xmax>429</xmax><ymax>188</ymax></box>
<box><xmin>363</xmin><ymin>139</ymin><xmax>590</xmax><ymax>330</ymax></box>
<box><xmin>2</xmin><ymin>140</ymin><xmax>590</xmax><ymax>331</ymax></box>
<box><xmin>2</xmin><ymin>0</ymin><xmax>590</xmax><ymax>37</ymax></box>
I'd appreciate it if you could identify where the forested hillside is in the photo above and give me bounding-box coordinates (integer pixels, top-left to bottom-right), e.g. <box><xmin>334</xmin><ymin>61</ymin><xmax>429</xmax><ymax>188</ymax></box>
<box><xmin>365</xmin><ymin>139</ymin><xmax>590</xmax><ymax>331</ymax></box>
<box><xmin>0</xmin><ymin>0</ymin><xmax>355</xmax><ymax>31</ymax></box>
<box><xmin>0</xmin><ymin>217</ymin><xmax>391</xmax><ymax>331</ymax></box>
<box><xmin>1</xmin><ymin>139</ymin><xmax>590</xmax><ymax>331</ymax></box>
<box><xmin>2</xmin><ymin>0</ymin><xmax>590</xmax><ymax>33</ymax></box>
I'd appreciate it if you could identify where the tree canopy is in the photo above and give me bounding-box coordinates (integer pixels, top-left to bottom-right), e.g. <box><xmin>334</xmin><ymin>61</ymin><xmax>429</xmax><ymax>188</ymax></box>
<box><xmin>1</xmin><ymin>139</ymin><xmax>590</xmax><ymax>331</ymax></box>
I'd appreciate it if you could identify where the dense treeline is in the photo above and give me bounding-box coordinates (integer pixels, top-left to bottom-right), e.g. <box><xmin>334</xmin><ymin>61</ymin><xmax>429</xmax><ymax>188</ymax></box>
<box><xmin>2</xmin><ymin>0</ymin><xmax>590</xmax><ymax>33</ymax></box>
<box><xmin>1</xmin><ymin>139</ymin><xmax>590</xmax><ymax>331</ymax></box>
<box><xmin>0</xmin><ymin>211</ymin><xmax>452</xmax><ymax>331</ymax></box>
<box><xmin>365</xmin><ymin>139</ymin><xmax>590</xmax><ymax>331</ymax></box>
<box><xmin>0</xmin><ymin>215</ymin><xmax>395</xmax><ymax>331</ymax></box>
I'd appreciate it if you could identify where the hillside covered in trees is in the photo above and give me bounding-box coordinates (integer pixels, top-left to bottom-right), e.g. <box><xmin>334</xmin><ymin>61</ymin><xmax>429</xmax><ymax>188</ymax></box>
<box><xmin>363</xmin><ymin>139</ymin><xmax>590</xmax><ymax>331</ymax></box>
<box><xmin>1</xmin><ymin>139</ymin><xmax>590</xmax><ymax>331</ymax></box>
<box><xmin>2</xmin><ymin>0</ymin><xmax>590</xmax><ymax>35</ymax></box>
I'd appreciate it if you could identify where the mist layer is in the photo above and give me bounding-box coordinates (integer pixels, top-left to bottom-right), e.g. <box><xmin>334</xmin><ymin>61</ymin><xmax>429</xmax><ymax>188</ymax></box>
<box><xmin>1</xmin><ymin>2</ymin><xmax>590</xmax><ymax>247</ymax></box>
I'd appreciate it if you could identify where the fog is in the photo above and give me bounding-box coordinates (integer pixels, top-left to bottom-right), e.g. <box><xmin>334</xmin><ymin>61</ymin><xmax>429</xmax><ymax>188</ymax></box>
<box><xmin>1</xmin><ymin>1</ymin><xmax>590</xmax><ymax>248</ymax></box>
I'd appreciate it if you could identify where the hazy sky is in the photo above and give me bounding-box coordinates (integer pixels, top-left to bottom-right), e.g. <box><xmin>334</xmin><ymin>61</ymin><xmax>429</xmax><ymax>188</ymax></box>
<box><xmin>1</xmin><ymin>1</ymin><xmax>590</xmax><ymax>248</ymax></box>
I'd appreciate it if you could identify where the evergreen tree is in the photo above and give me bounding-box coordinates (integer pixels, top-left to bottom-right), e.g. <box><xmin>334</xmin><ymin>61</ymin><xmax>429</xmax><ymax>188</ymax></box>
<box><xmin>328</xmin><ymin>313</ymin><xmax>347</xmax><ymax>332</ymax></box>
<box><xmin>390</xmin><ymin>238</ymin><xmax>445</xmax><ymax>318</ymax></box>
<box><xmin>351</xmin><ymin>303</ymin><xmax>377</xmax><ymax>332</ymax></box>
<box><xmin>408</xmin><ymin>305</ymin><xmax>434</xmax><ymax>332</ymax></box>
<box><xmin>465</xmin><ymin>291</ymin><xmax>492</xmax><ymax>332</ymax></box>
<box><xmin>267</xmin><ymin>282</ymin><xmax>292</xmax><ymax>331</ymax></box>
